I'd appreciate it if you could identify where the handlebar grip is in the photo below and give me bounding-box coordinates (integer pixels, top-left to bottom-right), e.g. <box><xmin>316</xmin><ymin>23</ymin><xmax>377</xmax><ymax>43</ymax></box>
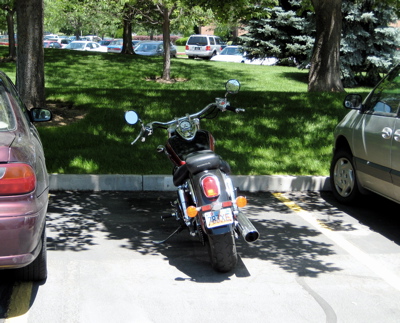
<box><xmin>226</xmin><ymin>106</ymin><xmax>245</xmax><ymax>113</ymax></box>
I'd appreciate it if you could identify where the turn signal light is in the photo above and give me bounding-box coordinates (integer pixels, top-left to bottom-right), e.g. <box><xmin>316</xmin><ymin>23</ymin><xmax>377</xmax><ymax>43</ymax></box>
<box><xmin>236</xmin><ymin>196</ymin><xmax>247</xmax><ymax>208</ymax></box>
<box><xmin>186</xmin><ymin>206</ymin><xmax>198</xmax><ymax>218</ymax></box>
<box><xmin>0</xmin><ymin>163</ymin><xmax>36</xmax><ymax>196</ymax></box>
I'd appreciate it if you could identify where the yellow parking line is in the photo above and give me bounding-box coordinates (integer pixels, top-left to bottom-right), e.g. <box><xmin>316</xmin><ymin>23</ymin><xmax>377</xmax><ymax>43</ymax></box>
<box><xmin>272</xmin><ymin>192</ymin><xmax>304</xmax><ymax>213</ymax></box>
<box><xmin>5</xmin><ymin>282</ymin><xmax>32</xmax><ymax>323</ymax></box>
<box><xmin>272</xmin><ymin>192</ymin><xmax>400</xmax><ymax>292</ymax></box>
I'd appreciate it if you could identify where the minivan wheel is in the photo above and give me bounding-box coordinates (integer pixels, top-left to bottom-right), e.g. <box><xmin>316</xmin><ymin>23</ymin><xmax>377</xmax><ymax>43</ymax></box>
<box><xmin>330</xmin><ymin>149</ymin><xmax>360</xmax><ymax>204</ymax></box>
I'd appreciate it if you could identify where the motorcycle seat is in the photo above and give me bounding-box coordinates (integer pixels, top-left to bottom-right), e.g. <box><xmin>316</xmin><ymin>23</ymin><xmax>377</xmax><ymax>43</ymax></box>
<box><xmin>173</xmin><ymin>150</ymin><xmax>231</xmax><ymax>186</ymax></box>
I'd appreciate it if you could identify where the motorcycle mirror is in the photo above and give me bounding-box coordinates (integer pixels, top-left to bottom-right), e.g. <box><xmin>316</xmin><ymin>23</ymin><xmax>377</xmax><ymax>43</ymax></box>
<box><xmin>225</xmin><ymin>79</ymin><xmax>240</xmax><ymax>94</ymax></box>
<box><xmin>125</xmin><ymin>110</ymin><xmax>139</xmax><ymax>125</ymax></box>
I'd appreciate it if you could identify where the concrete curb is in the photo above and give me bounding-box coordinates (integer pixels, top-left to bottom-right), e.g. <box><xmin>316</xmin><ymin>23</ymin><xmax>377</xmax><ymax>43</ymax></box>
<box><xmin>49</xmin><ymin>174</ymin><xmax>331</xmax><ymax>192</ymax></box>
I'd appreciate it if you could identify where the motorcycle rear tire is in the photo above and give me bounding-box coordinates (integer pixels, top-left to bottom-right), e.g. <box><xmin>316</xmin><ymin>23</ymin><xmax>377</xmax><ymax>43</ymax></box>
<box><xmin>207</xmin><ymin>231</ymin><xmax>238</xmax><ymax>272</ymax></box>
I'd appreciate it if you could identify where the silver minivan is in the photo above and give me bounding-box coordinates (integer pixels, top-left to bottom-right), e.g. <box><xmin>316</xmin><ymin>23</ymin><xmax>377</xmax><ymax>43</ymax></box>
<box><xmin>330</xmin><ymin>64</ymin><xmax>400</xmax><ymax>204</ymax></box>
<box><xmin>185</xmin><ymin>35</ymin><xmax>223</xmax><ymax>59</ymax></box>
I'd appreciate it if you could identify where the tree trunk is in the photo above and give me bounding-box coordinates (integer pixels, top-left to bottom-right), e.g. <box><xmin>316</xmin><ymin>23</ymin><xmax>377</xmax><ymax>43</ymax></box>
<box><xmin>121</xmin><ymin>4</ymin><xmax>134</xmax><ymax>55</ymax></box>
<box><xmin>308</xmin><ymin>0</ymin><xmax>344</xmax><ymax>92</ymax></box>
<box><xmin>6</xmin><ymin>10</ymin><xmax>16</xmax><ymax>60</ymax></box>
<box><xmin>15</xmin><ymin>0</ymin><xmax>45</xmax><ymax>109</ymax></box>
<box><xmin>162</xmin><ymin>7</ymin><xmax>171</xmax><ymax>81</ymax></box>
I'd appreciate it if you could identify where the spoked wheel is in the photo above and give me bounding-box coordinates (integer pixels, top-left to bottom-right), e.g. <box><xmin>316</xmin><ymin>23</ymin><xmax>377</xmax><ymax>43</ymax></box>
<box><xmin>330</xmin><ymin>149</ymin><xmax>360</xmax><ymax>204</ymax></box>
<box><xmin>207</xmin><ymin>231</ymin><xmax>238</xmax><ymax>273</ymax></box>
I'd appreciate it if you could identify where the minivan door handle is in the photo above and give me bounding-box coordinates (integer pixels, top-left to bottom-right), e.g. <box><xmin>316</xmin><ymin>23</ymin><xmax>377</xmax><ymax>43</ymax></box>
<box><xmin>393</xmin><ymin>129</ymin><xmax>400</xmax><ymax>142</ymax></box>
<box><xmin>382</xmin><ymin>127</ymin><xmax>393</xmax><ymax>139</ymax></box>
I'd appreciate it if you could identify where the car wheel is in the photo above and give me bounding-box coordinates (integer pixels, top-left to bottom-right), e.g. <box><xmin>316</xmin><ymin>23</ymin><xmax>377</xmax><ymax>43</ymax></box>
<box><xmin>206</xmin><ymin>52</ymin><xmax>216</xmax><ymax>60</ymax></box>
<box><xmin>330</xmin><ymin>149</ymin><xmax>360</xmax><ymax>204</ymax></box>
<box><xmin>14</xmin><ymin>227</ymin><xmax>48</xmax><ymax>281</ymax></box>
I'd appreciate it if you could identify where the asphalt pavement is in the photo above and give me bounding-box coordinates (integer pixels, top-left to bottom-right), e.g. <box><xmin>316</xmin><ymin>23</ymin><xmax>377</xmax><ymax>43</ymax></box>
<box><xmin>2</xmin><ymin>190</ymin><xmax>400</xmax><ymax>322</ymax></box>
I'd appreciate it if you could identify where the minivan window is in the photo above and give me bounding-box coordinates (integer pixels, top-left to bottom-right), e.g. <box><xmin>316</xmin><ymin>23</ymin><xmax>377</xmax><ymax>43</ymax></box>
<box><xmin>365</xmin><ymin>65</ymin><xmax>400</xmax><ymax>115</ymax></box>
<box><xmin>188</xmin><ymin>37</ymin><xmax>208</xmax><ymax>46</ymax></box>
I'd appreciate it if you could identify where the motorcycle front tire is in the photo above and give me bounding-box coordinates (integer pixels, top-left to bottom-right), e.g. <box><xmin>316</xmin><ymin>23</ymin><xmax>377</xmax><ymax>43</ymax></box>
<box><xmin>207</xmin><ymin>231</ymin><xmax>238</xmax><ymax>272</ymax></box>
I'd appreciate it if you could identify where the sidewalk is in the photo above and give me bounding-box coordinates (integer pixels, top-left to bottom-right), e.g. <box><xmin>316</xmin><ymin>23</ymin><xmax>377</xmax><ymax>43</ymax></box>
<box><xmin>49</xmin><ymin>174</ymin><xmax>330</xmax><ymax>192</ymax></box>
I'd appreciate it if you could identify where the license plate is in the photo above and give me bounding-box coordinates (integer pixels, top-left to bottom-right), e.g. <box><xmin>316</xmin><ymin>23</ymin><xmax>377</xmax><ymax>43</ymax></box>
<box><xmin>195</xmin><ymin>47</ymin><xmax>200</xmax><ymax>50</ymax></box>
<box><xmin>204</xmin><ymin>208</ymin><xmax>233</xmax><ymax>228</ymax></box>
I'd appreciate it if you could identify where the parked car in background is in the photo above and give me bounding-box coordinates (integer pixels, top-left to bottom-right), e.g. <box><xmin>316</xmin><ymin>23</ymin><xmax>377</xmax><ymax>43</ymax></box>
<box><xmin>43</xmin><ymin>34</ymin><xmax>58</xmax><ymax>41</ymax></box>
<box><xmin>0</xmin><ymin>36</ymin><xmax>16</xmax><ymax>46</ymax></box>
<box><xmin>210</xmin><ymin>46</ymin><xmax>278</xmax><ymax>65</ymax></box>
<box><xmin>185</xmin><ymin>34</ymin><xmax>223</xmax><ymax>59</ymax></box>
<box><xmin>43</xmin><ymin>40</ymin><xmax>62</xmax><ymax>49</ymax></box>
<box><xmin>210</xmin><ymin>46</ymin><xmax>244</xmax><ymax>63</ymax></box>
<box><xmin>83</xmin><ymin>35</ymin><xmax>101</xmax><ymax>42</ymax></box>
<box><xmin>0</xmin><ymin>70</ymin><xmax>51</xmax><ymax>281</ymax></box>
<box><xmin>99</xmin><ymin>40</ymin><xmax>112</xmax><ymax>47</ymax></box>
<box><xmin>330</xmin><ymin>63</ymin><xmax>400</xmax><ymax>205</ymax></box>
<box><xmin>65</xmin><ymin>41</ymin><xmax>107</xmax><ymax>52</ymax></box>
<box><xmin>134</xmin><ymin>41</ymin><xmax>177</xmax><ymax>57</ymax></box>
<box><xmin>107</xmin><ymin>39</ymin><xmax>123</xmax><ymax>53</ymax></box>
<box><xmin>107</xmin><ymin>39</ymin><xmax>141</xmax><ymax>53</ymax></box>
<box><xmin>59</xmin><ymin>38</ymin><xmax>71</xmax><ymax>48</ymax></box>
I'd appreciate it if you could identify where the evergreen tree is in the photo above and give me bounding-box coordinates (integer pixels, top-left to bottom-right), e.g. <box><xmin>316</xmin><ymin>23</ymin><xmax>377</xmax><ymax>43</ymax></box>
<box><xmin>240</xmin><ymin>0</ymin><xmax>400</xmax><ymax>87</ymax></box>
<box><xmin>240</xmin><ymin>2</ymin><xmax>314</xmax><ymax>66</ymax></box>
<box><xmin>341</xmin><ymin>0</ymin><xmax>400</xmax><ymax>86</ymax></box>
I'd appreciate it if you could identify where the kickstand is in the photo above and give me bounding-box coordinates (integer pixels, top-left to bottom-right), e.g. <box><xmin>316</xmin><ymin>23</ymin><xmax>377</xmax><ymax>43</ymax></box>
<box><xmin>153</xmin><ymin>225</ymin><xmax>185</xmax><ymax>245</ymax></box>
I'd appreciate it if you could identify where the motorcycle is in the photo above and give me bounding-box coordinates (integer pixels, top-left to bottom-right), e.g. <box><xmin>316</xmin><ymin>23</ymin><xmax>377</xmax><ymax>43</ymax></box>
<box><xmin>125</xmin><ymin>79</ymin><xmax>259</xmax><ymax>272</ymax></box>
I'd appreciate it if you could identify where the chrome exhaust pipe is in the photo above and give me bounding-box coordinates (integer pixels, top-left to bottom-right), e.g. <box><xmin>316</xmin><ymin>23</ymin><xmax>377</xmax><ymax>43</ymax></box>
<box><xmin>236</xmin><ymin>212</ymin><xmax>259</xmax><ymax>243</ymax></box>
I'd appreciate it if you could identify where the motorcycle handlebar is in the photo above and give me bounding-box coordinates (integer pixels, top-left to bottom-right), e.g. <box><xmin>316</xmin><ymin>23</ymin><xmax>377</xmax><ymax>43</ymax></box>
<box><xmin>130</xmin><ymin>102</ymin><xmax>244</xmax><ymax>144</ymax></box>
<box><xmin>226</xmin><ymin>106</ymin><xmax>245</xmax><ymax>113</ymax></box>
<box><xmin>141</xmin><ymin>103</ymin><xmax>218</xmax><ymax>130</ymax></box>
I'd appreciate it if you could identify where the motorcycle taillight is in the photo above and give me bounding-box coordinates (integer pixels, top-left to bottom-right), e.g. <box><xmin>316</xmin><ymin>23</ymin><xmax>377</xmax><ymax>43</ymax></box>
<box><xmin>201</xmin><ymin>175</ymin><xmax>220</xmax><ymax>198</ymax></box>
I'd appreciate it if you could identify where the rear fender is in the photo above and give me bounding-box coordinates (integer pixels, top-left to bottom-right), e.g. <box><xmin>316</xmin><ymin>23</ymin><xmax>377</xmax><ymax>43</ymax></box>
<box><xmin>190</xmin><ymin>169</ymin><xmax>235</xmax><ymax>236</ymax></box>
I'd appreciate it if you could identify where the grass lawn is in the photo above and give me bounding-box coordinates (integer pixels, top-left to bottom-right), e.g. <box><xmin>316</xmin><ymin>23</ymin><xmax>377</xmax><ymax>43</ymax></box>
<box><xmin>0</xmin><ymin>47</ymin><xmax>372</xmax><ymax>176</ymax></box>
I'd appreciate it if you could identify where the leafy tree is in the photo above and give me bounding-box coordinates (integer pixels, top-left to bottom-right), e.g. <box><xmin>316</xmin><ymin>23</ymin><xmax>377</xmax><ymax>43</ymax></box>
<box><xmin>15</xmin><ymin>0</ymin><xmax>45</xmax><ymax>108</ymax></box>
<box><xmin>44</xmin><ymin>0</ymin><xmax>121</xmax><ymax>38</ymax></box>
<box><xmin>123</xmin><ymin>0</ymin><xmax>190</xmax><ymax>80</ymax></box>
<box><xmin>0</xmin><ymin>0</ymin><xmax>16</xmax><ymax>59</ymax></box>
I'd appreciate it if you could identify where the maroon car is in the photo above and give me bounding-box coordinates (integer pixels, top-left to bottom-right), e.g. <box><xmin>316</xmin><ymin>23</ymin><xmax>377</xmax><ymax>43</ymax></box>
<box><xmin>0</xmin><ymin>71</ymin><xmax>51</xmax><ymax>281</ymax></box>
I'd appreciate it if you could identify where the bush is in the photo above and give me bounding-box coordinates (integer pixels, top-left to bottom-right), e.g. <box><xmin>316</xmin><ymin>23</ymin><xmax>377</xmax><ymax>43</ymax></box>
<box><xmin>175</xmin><ymin>37</ymin><xmax>188</xmax><ymax>46</ymax></box>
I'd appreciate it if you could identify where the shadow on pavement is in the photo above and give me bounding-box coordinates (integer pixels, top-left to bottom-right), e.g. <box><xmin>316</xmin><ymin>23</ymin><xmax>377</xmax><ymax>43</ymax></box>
<box><xmin>46</xmin><ymin>191</ymin><xmax>343</xmax><ymax>281</ymax></box>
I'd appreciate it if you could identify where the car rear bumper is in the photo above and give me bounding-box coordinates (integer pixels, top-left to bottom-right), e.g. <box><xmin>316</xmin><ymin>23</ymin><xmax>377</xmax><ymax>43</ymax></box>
<box><xmin>185</xmin><ymin>50</ymin><xmax>213</xmax><ymax>58</ymax></box>
<box><xmin>0</xmin><ymin>194</ymin><xmax>47</xmax><ymax>269</ymax></box>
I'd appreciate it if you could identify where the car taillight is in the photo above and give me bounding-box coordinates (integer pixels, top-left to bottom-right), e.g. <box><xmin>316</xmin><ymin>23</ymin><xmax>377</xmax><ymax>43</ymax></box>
<box><xmin>201</xmin><ymin>175</ymin><xmax>220</xmax><ymax>198</ymax></box>
<box><xmin>206</xmin><ymin>45</ymin><xmax>211</xmax><ymax>51</ymax></box>
<box><xmin>0</xmin><ymin>163</ymin><xmax>36</xmax><ymax>195</ymax></box>
<box><xmin>185</xmin><ymin>45</ymin><xmax>189</xmax><ymax>50</ymax></box>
